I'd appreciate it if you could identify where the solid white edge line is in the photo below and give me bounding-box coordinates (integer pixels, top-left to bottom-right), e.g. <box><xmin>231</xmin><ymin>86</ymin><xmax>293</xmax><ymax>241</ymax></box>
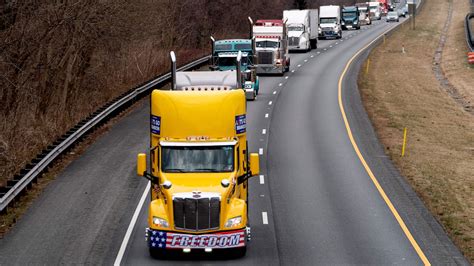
<box><xmin>259</xmin><ymin>175</ymin><xmax>265</xmax><ymax>184</ymax></box>
<box><xmin>262</xmin><ymin>212</ymin><xmax>268</xmax><ymax>224</ymax></box>
<box><xmin>114</xmin><ymin>182</ymin><xmax>151</xmax><ymax>266</ymax></box>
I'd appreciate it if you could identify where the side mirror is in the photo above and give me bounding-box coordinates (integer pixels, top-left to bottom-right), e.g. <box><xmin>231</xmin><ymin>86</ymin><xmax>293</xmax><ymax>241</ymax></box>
<box><xmin>137</xmin><ymin>153</ymin><xmax>147</xmax><ymax>176</ymax></box>
<box><xmin>249</xmin><ymin>153</ymin><xmax>260</xmax><ymax>176</ymax></box>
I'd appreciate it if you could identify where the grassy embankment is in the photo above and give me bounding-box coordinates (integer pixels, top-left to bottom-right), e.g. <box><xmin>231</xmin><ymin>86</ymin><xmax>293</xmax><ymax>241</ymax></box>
<box><xmin>358</xmin><ymin>0</ymin><xmax>473</xmax><ymax>261</ymax></box>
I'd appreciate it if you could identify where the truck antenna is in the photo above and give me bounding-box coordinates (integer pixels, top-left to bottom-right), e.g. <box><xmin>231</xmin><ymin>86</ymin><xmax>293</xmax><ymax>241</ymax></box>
<box><xmin>236</xmin><ymin>51</ymin><xmax>242</xmax><ymax>89</ymax></box>
<box><xmin>170</xmin><ymin>51</ymin><xmax>176</xmax><ymax>90</ymax></box>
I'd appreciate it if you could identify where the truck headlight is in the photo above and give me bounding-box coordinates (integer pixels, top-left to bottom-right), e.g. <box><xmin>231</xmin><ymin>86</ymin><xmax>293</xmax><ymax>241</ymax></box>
<box><xmin>275</xmin><ymin>59</ymin><xmax>282</xmax><ymax>64</ymax></box>
<box><xmin>225</xmin><ymin>216</ymin><xmax>242</xmax><ymax>228</ymax></box>
<box><xmin>152</xmin><ymin>217</ymin><xmax>169</xmax><ymax>228</ymax></box>
<box><xmin>318</xmin><ymin>27</ymin><xmax>322</xmax><ymax>33</ymax></box>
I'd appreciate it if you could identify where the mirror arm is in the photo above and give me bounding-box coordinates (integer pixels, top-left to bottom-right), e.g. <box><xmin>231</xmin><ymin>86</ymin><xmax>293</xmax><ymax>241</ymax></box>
<box><xmin>237</xmin><ymin>172</ymin><xmax>253</xmax><ymax>185</ymax></box>
<box><xmin>142</xmin><ymin>171</ymin><xmax>159</xmax><ymax>184</ymax></box>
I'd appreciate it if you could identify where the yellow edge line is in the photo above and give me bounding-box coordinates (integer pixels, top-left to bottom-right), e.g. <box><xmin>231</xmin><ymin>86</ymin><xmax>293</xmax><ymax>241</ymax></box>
<box><xmin>337</xmin><ymin>27</ymin><xmax>431</xmax><ymax>266</ymax></box>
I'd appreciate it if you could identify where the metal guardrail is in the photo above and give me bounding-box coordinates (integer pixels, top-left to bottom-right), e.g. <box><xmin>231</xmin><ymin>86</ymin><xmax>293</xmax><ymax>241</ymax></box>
<box><xmin>0</xmin><ymin>55</ymin><xmax>211</xmax><ymax>212</ymax></box>
<box><xmin>465</xmin><ymin>13</ymin><xmax>474</xmax><ymax>51</ymax></box>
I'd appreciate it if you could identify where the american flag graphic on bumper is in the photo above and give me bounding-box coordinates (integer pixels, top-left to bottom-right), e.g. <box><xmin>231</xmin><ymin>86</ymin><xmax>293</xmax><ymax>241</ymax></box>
<box><xmin>147</xmin><ymin>229</ymin><xmax>246</xmax><ymax>249</ymax></box>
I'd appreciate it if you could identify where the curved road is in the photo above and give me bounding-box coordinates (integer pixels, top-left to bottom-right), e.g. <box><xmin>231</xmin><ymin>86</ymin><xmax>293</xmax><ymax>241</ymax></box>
<box><xmin>0</xmin><ymin>10</ymin><xmax>468</xmax><ymax>266</ymax></box>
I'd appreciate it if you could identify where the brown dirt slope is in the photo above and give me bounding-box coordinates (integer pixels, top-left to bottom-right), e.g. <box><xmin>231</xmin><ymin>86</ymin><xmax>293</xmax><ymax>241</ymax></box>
<box><xmin>358</xmin><ymin>0</ymin><xmax>474</xmax><ymax>261</ymax></box>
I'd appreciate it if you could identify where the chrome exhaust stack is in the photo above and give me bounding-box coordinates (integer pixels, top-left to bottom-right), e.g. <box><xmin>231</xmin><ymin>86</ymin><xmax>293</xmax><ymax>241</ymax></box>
<box><xmin>236</xmin><ymin>50</ymin><xmax>242</xmax><ymax>89</ymax></box>
<box><xmin>210</xmin><ymin>36</ymin><xmax>216</xmax><ymax>65</ymax></box>
<box><xmin>170</xmin><ymin>51</ymin><xmax>177</xmax><ymax>90</ymax></box>
<box><xmin>248</xmin><ymin>16</ymin><xmax>254</xmax><ymax>39</ymax></box>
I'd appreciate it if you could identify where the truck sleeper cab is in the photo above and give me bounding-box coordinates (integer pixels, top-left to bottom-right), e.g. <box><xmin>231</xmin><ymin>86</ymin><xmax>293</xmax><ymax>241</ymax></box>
<box><xmin>136</xmin><ymin>52</ymin><xmax>260</xmax><ymax>258</ymax></box>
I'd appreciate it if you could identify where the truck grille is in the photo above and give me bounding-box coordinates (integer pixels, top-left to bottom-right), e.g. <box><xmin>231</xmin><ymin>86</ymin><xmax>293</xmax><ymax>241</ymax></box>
<box><xmin>289</xmin><ymin>37</ymin><xmax>300</xmax><ymax>46</ymax></box>
<box><xmin>173</xmin><ymin>195</ymin><xmax>220</xmax><ymax>231</ymax></box>
<box><xmin>258</xmin><ymin>51</ymin><xmax>273</xmax><ymax>64</ymax></box>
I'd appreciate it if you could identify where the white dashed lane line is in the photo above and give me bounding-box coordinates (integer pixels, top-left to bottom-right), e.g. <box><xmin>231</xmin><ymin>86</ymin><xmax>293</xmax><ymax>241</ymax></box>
<box><xmin>259</xmin><ymin>175</ymin><xmax>265</xmax><ymax>184</ymax></box>
<box><xmin>262</xmin><ymin>212</ymin><xmax>269</xmax><ymax>225</ymax></box>
<box><xmin>273</xmin><ymin>91</ymin><xmax>277</xmax><ymax>95</ymax></box>
<box><xmin>259</xmin><ymin>148</ymin><xmax>263</xmax><ymax>155</ymax></box>
<box><xmin>278</xmin><ymin>83</ymin><xmax>283</xmax><ymax>86</ymax></box>
<box><xmin>262</xmin><ymin>129</ymin><xmax>266</xmax><ymax>135</ymax></box>
<box><xmin>268</xmin><ymin>101</ymin><xmax>273</xmax><ymax>105</ymax></box>
<box><xmin>265</xmin><ymin>113</ymin><xmax>269</xmax><ymax>118</ymax></box>
<box><xmin>285</xmin><ymin>76</ymin><xmax>289</xmax><ymax>79</ymax></box>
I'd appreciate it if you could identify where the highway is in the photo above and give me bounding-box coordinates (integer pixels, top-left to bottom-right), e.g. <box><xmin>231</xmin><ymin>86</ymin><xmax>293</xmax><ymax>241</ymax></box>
<box><xmin>0</xmin><ymin>8</ymin><xmax>468</xmax><ymax>265</ymax></box>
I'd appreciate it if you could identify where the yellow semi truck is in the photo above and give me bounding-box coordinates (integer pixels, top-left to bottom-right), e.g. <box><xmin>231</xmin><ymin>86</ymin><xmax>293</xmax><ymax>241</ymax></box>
<box><xmin>136</xmin><ymin>52</ymin><xmax>260</xmax><ymax>258</ymax></box>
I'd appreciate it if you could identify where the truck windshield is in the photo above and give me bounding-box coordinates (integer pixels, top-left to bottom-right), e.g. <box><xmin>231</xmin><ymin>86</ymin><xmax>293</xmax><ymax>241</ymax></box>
<box><xmin>288</xmin><ymin>25</ymin><xmax>304</xmax><ymax>31</ymax></box>
<box><xmin>235</xmin><ymin>43</ymin><xmax>252</xmax><ymax>51</ymax></box>
<box><xmin>215</xmin><ymin>44</ymin><xmax>232</xmax><ymax>51</ymax></box>
<box><xmin>218</xmin><ymin>56</ymin><xmax>248</xmax><ymax>67</ymax></box>
<box><xmin>343</xmin><ymin>12</ymin><xmax>357</xmax><ymax>19</ymax></box>
<box><xmin>162</xmin><ymin>146</ymin><xmax>234</xmax><ymax>173</ymax></box>
<box><xmin>320</xmin><ymin>18</ymin><xmax>337</xmax><ymax>24</ymax></box>
<box><xmin>256</xmin><ymin>41</ymin><xmax>279</xmax><ymax>48</ymax></box>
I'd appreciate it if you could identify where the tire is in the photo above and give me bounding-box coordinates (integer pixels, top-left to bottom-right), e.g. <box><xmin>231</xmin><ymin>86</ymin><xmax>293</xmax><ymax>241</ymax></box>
<box><xmin>310</xmin><ymin>39</ymin><xmax>317</xmax><ymax>49</ymax></box>
<box><xmin>149</xmin><ymin>248</ymin><xmax>167</xmax><ymax>259</ymax></box>
<box><xmin>232</xmin><ymin>246</ymin><xmax>247</xmax><ymax>258</ymax></box>
<box><xmin>337</xmin><ymin>32</ymin><xmax>342</xmax><ymax>39</ymax></box>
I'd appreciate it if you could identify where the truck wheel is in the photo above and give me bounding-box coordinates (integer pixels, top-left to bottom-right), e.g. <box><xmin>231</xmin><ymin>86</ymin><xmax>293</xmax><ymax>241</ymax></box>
<box><xmin>285</xmin><ymin>65</ymin><xmax>289</xmax><ymax>72</ymax></box>
<box><xmin>310</xmin><ymin>39</ymin><xmax>317</xmax><ymax>49</ymax></box>
<box><xmin>149</xmin><ymin>248</ymin><xmax>167</xmax><ymax>259</ymax></box>
<box><xmin>232</xmin><ymin>246</ymin><xmax>247</xmax><ymax>258</ymax></box>
<box><xmin>337</xmin><ymin>32</ymin><xmax>342</xmax><ymax>39</ymax></box>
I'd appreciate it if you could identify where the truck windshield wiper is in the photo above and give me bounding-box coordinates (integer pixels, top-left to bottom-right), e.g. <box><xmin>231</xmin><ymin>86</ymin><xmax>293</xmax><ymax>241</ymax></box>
<box><xmin>164</xmin><ymin>169</ymin><xmax>186</xmax><ymax>173</ymax></box>
<box><xmin>192</xmin><ymin>168</ymin><xmax>222</xmax><ymax>172</ymax></box>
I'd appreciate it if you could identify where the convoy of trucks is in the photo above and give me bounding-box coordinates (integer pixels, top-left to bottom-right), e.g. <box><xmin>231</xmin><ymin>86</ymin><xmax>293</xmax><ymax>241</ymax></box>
<box><xmin>136</xmin><ymin>3</ymin><xmax>403</xmax><ymax>258</ymax></box>
<box><xmin>250</xmin><ymin>18</ymin><xmax>290</xmax><ymax>75</ymax></box>
<box><xmin>319</xmin><ymin>5</ymin><xmax>342</xmax><ymax>39</ymax></box>
<box><xmin>341</xmin><ymin>6</ymin><xmax>361</xmax><ymax>30</ymax></box>
<box><xmin>138</xmin><ymin>51</ymin><xmax>260</xmax><ymax>258</ymax></box>
<box><xmin>210</xmin><ymin>37</ymin><xmax>259</xmax><ymax>100</ymax></box>
<box><xmin>283</xmin><ymin>9</ymin><xmax>318</xmax><ymax>51</ymax></box>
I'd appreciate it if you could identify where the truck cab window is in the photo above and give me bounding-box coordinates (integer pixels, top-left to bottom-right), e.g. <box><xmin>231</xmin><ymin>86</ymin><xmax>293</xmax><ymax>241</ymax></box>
<box><xmin>162</xmin><ymin>145</ymin><xmax>234</xmax><ymax>173</ymax></box>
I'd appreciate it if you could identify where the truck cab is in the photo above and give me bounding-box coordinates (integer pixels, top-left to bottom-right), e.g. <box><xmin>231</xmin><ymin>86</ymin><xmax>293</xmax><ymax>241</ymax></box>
<box><xmin>342</xmin><ymin>6</ymin><xmax>361</xmax><ymax>30</ymax></box>
<box><xmin>369</xmin><ymin>2</ymin><xmax>382</xmax><ymax>20</ymax></box>
<box><xmin>210</xmin><ymin>38</ymin><xmax>259</xmax><ymax>100</ymax></box>
<box><xmin>250</xmin><ymin>18</ymin><xmax>290</xmax><ymax>75</ymax></box>
<box><xmin>355</xmin><ymin>3</ymin><xmax>372</xmax><ymax>25</ymax></box>
<box><xmin>137</xmin><ymin>52</ymin><xmax>260</xmax><ymax>258</ymax></box>
<box><xmin>318</xmin><ymin>5</ymin><xmax>342</xmax><ymax>39</ymax></box>
<box><xmin>283</xmin><ymin>9</ymin><xmax>318</xmax><ymax>51</ymax></box>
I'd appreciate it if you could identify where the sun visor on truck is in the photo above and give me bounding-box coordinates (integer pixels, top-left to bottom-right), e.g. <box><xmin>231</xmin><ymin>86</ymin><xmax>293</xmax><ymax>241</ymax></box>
<box><xmin>175</xmin><ymin>71</ymin><xmax>238</xmax><ymax>90</ymax></box>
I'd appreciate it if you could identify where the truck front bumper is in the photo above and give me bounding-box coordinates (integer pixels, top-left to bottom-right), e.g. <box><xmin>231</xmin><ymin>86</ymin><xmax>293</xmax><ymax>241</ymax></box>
<box><xmin>256</xmin><ymin>64</ymin><xmax>284</xmax><ymax>75</ymax></box>
<box><xmin>146</xmin><ymin>228</ymin><xmax>247</xmax><ymax>250</ymax></box>
<box><xmin>319</xmin><ymin>31</ymin><xmax>339</xmax><ymax>38</ymax></box>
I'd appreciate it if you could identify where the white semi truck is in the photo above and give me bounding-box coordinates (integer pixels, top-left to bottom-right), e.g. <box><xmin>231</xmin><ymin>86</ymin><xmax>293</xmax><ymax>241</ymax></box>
<box><xmin>283</xmin><ymin>9</ymin><xmax>318</xmax><ymax>51</ymax></box>
<box><xmin>318</xmin><ymin>5</ymin><xmax>342</xmax><ymax>39</ymax></box>
<box><xmin>250</xmin><ymin>18</ymin><xmax>290</xmax><ymax>75</ymax></box>
<box><xmin>369</xmin><ymin>2</ymin><xmax>382</xmax><ymax>20</ymax></box>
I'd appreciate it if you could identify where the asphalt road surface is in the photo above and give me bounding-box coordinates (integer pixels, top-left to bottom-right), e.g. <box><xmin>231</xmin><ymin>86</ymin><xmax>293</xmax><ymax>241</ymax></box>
<box><xmin>0</xmin><ymin>12</ymin><xmax>468</xmax><ymax>266</ymax></box>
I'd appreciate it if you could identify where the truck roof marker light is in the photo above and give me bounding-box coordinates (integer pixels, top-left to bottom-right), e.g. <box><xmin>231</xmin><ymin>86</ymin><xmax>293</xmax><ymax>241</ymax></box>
<box><xmin>170</xmin><ymin>51</ymin><xmax>177</xmax><ymax>90</ymax></box>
